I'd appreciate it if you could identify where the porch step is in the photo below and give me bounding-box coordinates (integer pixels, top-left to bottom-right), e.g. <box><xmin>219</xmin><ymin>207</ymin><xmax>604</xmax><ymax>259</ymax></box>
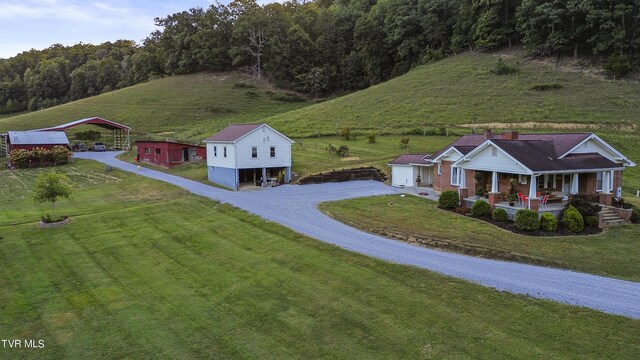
<box><xmin>599</xmin><ymin>207</ymin><xmax>629</xmax><ymax>227</ymax></box>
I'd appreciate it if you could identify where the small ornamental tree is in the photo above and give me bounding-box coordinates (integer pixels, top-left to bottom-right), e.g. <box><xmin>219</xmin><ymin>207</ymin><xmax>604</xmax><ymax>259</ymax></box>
<box><xmin>33</xmin><ymin>172</ymin><xmax>72</xmax><ymax>219</ymax></box>
<box><xmin>438</xmin><ymin>190</ymin><xmax>459</xmax><ymax>209</ymax></box>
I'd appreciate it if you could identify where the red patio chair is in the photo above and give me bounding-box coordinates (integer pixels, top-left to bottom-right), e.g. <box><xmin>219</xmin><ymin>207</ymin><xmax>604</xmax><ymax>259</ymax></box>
<box><xmin>541</xmin><ymin>195</ymin><xmax>549</xmax><ymax>208</ymax></box>
<box><xmin>517</xmin><ymin>192</ymin><xmax>524</xmax><ymax>205</ymax></box>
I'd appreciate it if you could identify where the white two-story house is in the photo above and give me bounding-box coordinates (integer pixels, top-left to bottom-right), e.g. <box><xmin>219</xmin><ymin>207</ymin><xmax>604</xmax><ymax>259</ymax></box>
<box><xmin>203</xmin><ymin>123</ymin><xmax>294</xmax><ymax>190</ymax></box>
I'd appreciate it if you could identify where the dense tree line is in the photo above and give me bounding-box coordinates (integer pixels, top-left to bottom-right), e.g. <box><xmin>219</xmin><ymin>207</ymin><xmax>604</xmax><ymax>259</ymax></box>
<box><xmin>2</xmin><ymin>0</ymin><xmax>640</xmax><ymax>115</ymax></box>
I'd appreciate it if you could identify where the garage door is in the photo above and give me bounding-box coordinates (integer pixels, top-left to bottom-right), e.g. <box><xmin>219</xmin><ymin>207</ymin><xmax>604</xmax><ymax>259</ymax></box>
<box><xmin>391</xmin><ymin>166</ymin><xmax>414</xmax><ymax>187</ymax></box>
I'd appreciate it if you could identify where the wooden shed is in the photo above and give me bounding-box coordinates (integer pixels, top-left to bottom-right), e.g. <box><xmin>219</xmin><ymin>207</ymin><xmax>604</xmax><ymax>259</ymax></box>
<box><xmin>5</xmin><ymin>131</ymin><xmax>70</xmax><ymax>155</ymax></box>
<box><xmin>136</xmin><ymin>141</ymin><xmax>206</xmax><ymax>168</ymax></box>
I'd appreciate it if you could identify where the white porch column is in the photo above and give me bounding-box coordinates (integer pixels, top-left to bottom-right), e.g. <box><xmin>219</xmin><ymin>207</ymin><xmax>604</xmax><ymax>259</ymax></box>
<box><xmin>570</xmin><ymin>173</ymin><xmax>579</xmax><ymax>194</ymax></box>
<box><xmin>603</xmin><ymin>171</ymin><xmax>611</xmax><ymax>194</ymax></box>
<box><xmin>460</xmin><ymin>169</ymin><xmax>466</xmax><ymax>188</ymax></box>
<box><xmin>491</xmin><ymin>171</ymin><xmax>498</xmax><ymax>193</ymax></box>
<box><xmin>610</xmin><ymin>170</ymin><xmax>615</xmax><ymax>194</ymax></box>
<box><xmin>528</xmin><ymin>175</ymin><xmax>537</xmax><ymax>209</ymax></box>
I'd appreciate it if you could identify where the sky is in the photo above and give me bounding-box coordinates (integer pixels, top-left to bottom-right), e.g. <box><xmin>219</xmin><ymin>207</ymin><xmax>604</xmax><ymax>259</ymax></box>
<box><xmin>0</xmin><ymin>0</ymin><xmax>224</xmax><ymax>59</ymax></box>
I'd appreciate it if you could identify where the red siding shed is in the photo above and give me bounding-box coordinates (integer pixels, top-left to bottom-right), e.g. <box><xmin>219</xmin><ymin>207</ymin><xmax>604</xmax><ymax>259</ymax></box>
<box><xmin>136</xmin><ymin>141</ymin><xmax>206</xmax><ymax>168</ymax></box>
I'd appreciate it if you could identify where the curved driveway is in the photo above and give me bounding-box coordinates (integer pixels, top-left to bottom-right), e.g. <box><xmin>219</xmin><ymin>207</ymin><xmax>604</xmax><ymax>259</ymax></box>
<box><xmin>76</xmin><ymin>152</ymin><xmax>640</xmax><ymax>319</ymax></box>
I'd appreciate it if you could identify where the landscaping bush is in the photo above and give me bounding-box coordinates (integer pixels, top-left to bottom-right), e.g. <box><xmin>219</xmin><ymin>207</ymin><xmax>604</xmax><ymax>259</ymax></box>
<box><xmin>367</xmin><ymin>133</ymin><xmax>376</xmax><ymax>143</ymax></box>
<box><xmin>492</xmin><ymin>208</ymin><xmax>508</xmax><ymax>222</ymax></box>
<box><xmin>584</xmin><ymin>215</ymin><xmax>598</xmax><ymax>228</ymax></box>
<box><xmin>630</xmin><ymin>208</ymin><xmax>640</xmax><ymax>223</ymax></box>
<box><xmin>540</xmin><ymin>212</ymin><xmax>558</xmax><ymax>232</ymax></box>
<box><xmin>455</xmin><ymin>205</ymin><xmax>471</xmax><ymax>215</ymax></box>
<box><xmin>563</xmin><ymin>205</ymin><xmax>584</xmax><ymax>233</ymax></box>
<box><xmin>515</xmin><ymin>209</ymin><xmax>540</xmax><ymax>231</ymax></box>
<box><xmin>471</xmin><ymin>200</ymin><xmax>492</xmax><ymax>217</ymax></box>
<box><xmin>438</xmin><ymin>190</ymin><xmax>459</xmax><ymax>209</ymax></box>
<box><xmin>569</xmin><ymin>197</ymin><xmax>601</xmax><ymax>217</ymax></box>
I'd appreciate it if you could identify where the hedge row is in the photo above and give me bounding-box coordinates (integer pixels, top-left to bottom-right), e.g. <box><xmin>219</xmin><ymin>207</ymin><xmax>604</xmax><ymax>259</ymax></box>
<box><xmin>8</xmin><ymin>146</ymin><xmax>72</xmax><ymax>168</ymax></box>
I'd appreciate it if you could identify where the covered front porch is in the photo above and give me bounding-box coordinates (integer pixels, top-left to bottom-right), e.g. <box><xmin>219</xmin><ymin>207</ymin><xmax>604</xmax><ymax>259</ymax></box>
<box><xmin>457</xmin><ymin>169</ymin><xmax>617</xmax><ymax>212</ymax></box>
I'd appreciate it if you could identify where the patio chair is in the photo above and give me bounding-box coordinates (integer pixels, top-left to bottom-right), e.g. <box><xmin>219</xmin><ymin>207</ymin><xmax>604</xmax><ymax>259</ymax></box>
<box><xmin>541</xmin><ymin>195</ymin><xmax>549</xmax><ymax>208</ymax></box>
<box><xmin>517</xmin><ymin>192</ymin><xmax>524</xmax><ymax>205</ymax></box>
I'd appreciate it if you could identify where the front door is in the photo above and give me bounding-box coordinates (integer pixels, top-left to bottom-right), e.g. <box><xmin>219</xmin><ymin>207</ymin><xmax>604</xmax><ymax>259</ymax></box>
<box><xmin>182</xmin><ymin>148</ymin><xmax>189</xmax><ymax>161</ymax></box>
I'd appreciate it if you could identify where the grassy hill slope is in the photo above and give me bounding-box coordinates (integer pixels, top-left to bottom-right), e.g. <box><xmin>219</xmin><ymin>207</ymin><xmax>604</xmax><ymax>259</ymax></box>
<box><xmin>265</xmin><ymin>50</ymin><xmax>640</xmax><ymax>136</ymax></box>
<box><xmin>0</xmin><ymin>72</ymin><xmax>309</xmax><ymax>141</ymax></box>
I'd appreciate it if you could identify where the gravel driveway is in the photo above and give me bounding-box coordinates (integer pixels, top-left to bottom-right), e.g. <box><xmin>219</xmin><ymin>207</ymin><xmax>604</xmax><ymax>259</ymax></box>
<box><xmin>75</xmin><ymin>152</ymin><xmax>640</xmax><ymax>319</ymax></box>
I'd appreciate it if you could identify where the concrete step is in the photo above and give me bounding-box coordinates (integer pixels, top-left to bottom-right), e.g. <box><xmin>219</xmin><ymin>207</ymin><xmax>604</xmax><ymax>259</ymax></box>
<box><xmin>602</xmin><ymin>215</ymin><xmax>620</xmax><ymax>220</ymax></box>
<box><xmin>604</xmin><ymin>220</ymin><xmax>628</xmax><ymax>226</ymax></box>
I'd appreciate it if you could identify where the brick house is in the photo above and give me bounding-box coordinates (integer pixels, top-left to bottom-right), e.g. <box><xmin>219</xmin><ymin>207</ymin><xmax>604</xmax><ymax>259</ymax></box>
<box><xmin>389</xmin><ymin>130</ymin><xmax>635</xmax><ymax>212</ymax></box>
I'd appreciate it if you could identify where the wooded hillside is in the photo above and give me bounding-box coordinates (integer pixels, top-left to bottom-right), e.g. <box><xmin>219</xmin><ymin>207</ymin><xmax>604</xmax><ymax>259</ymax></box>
<box><xmin>2</xmin><ymin>0</ymin><xmax>639</xmax><ymax>117</ymax></box>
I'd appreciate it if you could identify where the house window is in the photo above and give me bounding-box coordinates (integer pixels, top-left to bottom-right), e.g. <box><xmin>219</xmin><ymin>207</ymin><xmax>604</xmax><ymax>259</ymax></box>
<box><xmin>491</xmin><ymin>147</ymin><xmax>497</xmax><ymax>157</ymax></box>
<box><xmin>270</xmin><ymin>146</ymin><xmax>276</xmax><ymax>158</ymax></box>
<box><xmin>518</xmin><ymin>174</ymin><xmax>527</xmax><ymax>184</ymax></box>
<box><xmin>144</xmin><ymin>147</ymin><xmax>150</xmax><ymax>154</ymax></box>
<box><xmin>213</xmin><ymin>146</ymin><xmax>217</xmax><ymax>157</ymax></box>
<box><xmin>540</xmin><ymin>174</ymin><xmax>556</xmax><ymax>189</ymax></box>
<box><xmin>451</xmin><ymin>167</ymin><xmax>460</xmax><ymax>186</ymax></box>
<box><xmin>251</xmin><ymin>146</ymin><xmax>258</xmax><ymax>158</ymax></box>
<box><xmin>155</xmin><ymin>148</ymin><xmax>161</xmax><ymax>155</ymax></box>
<box><xmin>223</xmin><ymin>146</ymin><xmax>227</xmax><ymax>158</ymax></box>
<box><xmin>189</xmin><ymin>148</ymin><xmax>197</xmax><ymax>158</ymax></box>
<box><xmin>596</xmin><ymin>172</ymin><xmax>603</xmax><ymax>192</ymax></box>
<box><xmin>437</xmin><ymin>163</ymin><xmax>442</xmax><ymax>175</ymax></box>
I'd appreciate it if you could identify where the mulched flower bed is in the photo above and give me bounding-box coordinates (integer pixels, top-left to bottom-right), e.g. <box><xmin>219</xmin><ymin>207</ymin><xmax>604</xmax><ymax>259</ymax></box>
<box><xmin>444</xmin><ymin>208</ymin><xmax>602</xmax><ymax>236</ymax></box>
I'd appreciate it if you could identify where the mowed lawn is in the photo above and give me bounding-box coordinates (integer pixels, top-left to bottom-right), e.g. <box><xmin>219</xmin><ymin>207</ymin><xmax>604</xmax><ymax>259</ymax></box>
<box><xmin>319</xmin><ymin>195</ymin><xmax>640</xmax><ymax>282</ymax></box>
<box><xmin>1</xmin><ymin>163</ymin><xmax>640</xmax><ymax>358</ymax></box>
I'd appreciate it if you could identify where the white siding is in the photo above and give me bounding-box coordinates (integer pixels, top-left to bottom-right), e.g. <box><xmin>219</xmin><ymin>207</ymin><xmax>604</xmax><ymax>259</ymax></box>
<box><xmin>235</xmin><ymin>126</ymin><xmax>292</xmax><ymax>169</ymax></box>
<box><xmin>206</xmin><ymin>143</ymin><xmax>236</xmax><ymax>168</ymax></box>
<box><xmin>459</xmin><ymin>144</ymin><xmax>529</xmax><ymax>173</ymax></box>
<box><xmin>567</xmin><ymin>138</ymin><xmax>618</xmax><ymax>160</ymax></box>
<box><xmin>391</xmin><ymin>165</ymin><xmax>415</xmax><ymax>187</ymax></box>
<box><xmin>440</xmin><ymin>151</ymin><xmax>462</xmax><ymax>162</ymax></box>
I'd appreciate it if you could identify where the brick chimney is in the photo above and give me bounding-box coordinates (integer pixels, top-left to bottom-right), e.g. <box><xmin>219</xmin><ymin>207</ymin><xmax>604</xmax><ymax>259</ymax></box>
<box><xmin>484</xmin><ymin>129</ymin><xmax>492</xmax><ymax>139</ymax></box>
<box><xmin>502</xmin><ymin>131</ymin><xmax>519</xmax><ymax>140</ymax></box>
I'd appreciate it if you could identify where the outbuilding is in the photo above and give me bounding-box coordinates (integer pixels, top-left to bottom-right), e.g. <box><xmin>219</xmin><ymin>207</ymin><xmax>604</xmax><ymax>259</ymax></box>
<box><xmin>136</xmin><ymin>140</ymin><xmax>206</xmax><ymax>168</ymax></box>
<box><xmin>203</xmin><ymin>123</ymin><xmax>294</xmax><ymax>190</ymax></box>
<box><xmin>5</xmin><ymin>131</ymin><xmax>70</xmax><ymax>156</ymax></box>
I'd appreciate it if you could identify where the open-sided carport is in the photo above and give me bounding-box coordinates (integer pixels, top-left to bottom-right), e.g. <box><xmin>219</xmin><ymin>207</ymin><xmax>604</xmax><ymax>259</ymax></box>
<box><xmin>35</xmin><ymin>117</ymin><xmax>131</xmax><ymax>150</ymax></box>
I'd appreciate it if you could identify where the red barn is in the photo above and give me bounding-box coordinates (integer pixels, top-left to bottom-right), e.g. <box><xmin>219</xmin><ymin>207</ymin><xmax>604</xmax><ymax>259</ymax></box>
<box><xmin>5</xmin><ymin>131</ymin><xmax>70</xmax><ymax>155</ymax></box>
<box><xmin>136</xmin><ymin>141</ymin><xmax>207</xmax><ymax>168</ymax></box>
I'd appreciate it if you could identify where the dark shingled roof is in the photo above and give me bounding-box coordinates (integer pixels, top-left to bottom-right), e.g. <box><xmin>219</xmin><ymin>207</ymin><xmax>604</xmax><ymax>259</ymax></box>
<box><xmin>204</xmin><ymin>124</ymin><xmax>262</xmax><ymax>142</ymax></box>
<box><xmin>491</xmin><ymin>139</ymin><xmax>621</xmax><ymax>171</ymax></box>
<box><xmin>389</xmin><ymin>154</ymin><xmax>431</xmax><ymax>165</ymax></box>
<box><xmin>433</xmin><ymin>132</ymin><xmax>592</xmax><ymax>161</ymax></box>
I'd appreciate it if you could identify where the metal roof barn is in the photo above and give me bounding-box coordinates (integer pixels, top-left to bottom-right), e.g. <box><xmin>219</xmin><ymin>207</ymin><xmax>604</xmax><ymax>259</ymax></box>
<box><xmin>7</xmin><ymin>131</ymin><xmax>69</xmax><ymax>146</ymax></box>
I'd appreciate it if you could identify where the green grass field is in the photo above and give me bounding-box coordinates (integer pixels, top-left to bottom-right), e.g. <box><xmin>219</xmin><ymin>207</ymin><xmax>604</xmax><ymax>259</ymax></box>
<box><xmin>0</xmin><ymin>72</ymin><xmax>310</xmax><ymax>142</ymax></box>
<box><xmin>264</xmin><ymin>50</ymin><xmax>640</xmax><ymax>136</ymax></box>
<box><xmin>319</xmin><ymin>195</ymin><xmax>640</xmax><ymax>282</ymax></box>
<box><xmin>1</xmin><ymin>162</ymin><xmax>640</xmax><ymax>359</ymax></box>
